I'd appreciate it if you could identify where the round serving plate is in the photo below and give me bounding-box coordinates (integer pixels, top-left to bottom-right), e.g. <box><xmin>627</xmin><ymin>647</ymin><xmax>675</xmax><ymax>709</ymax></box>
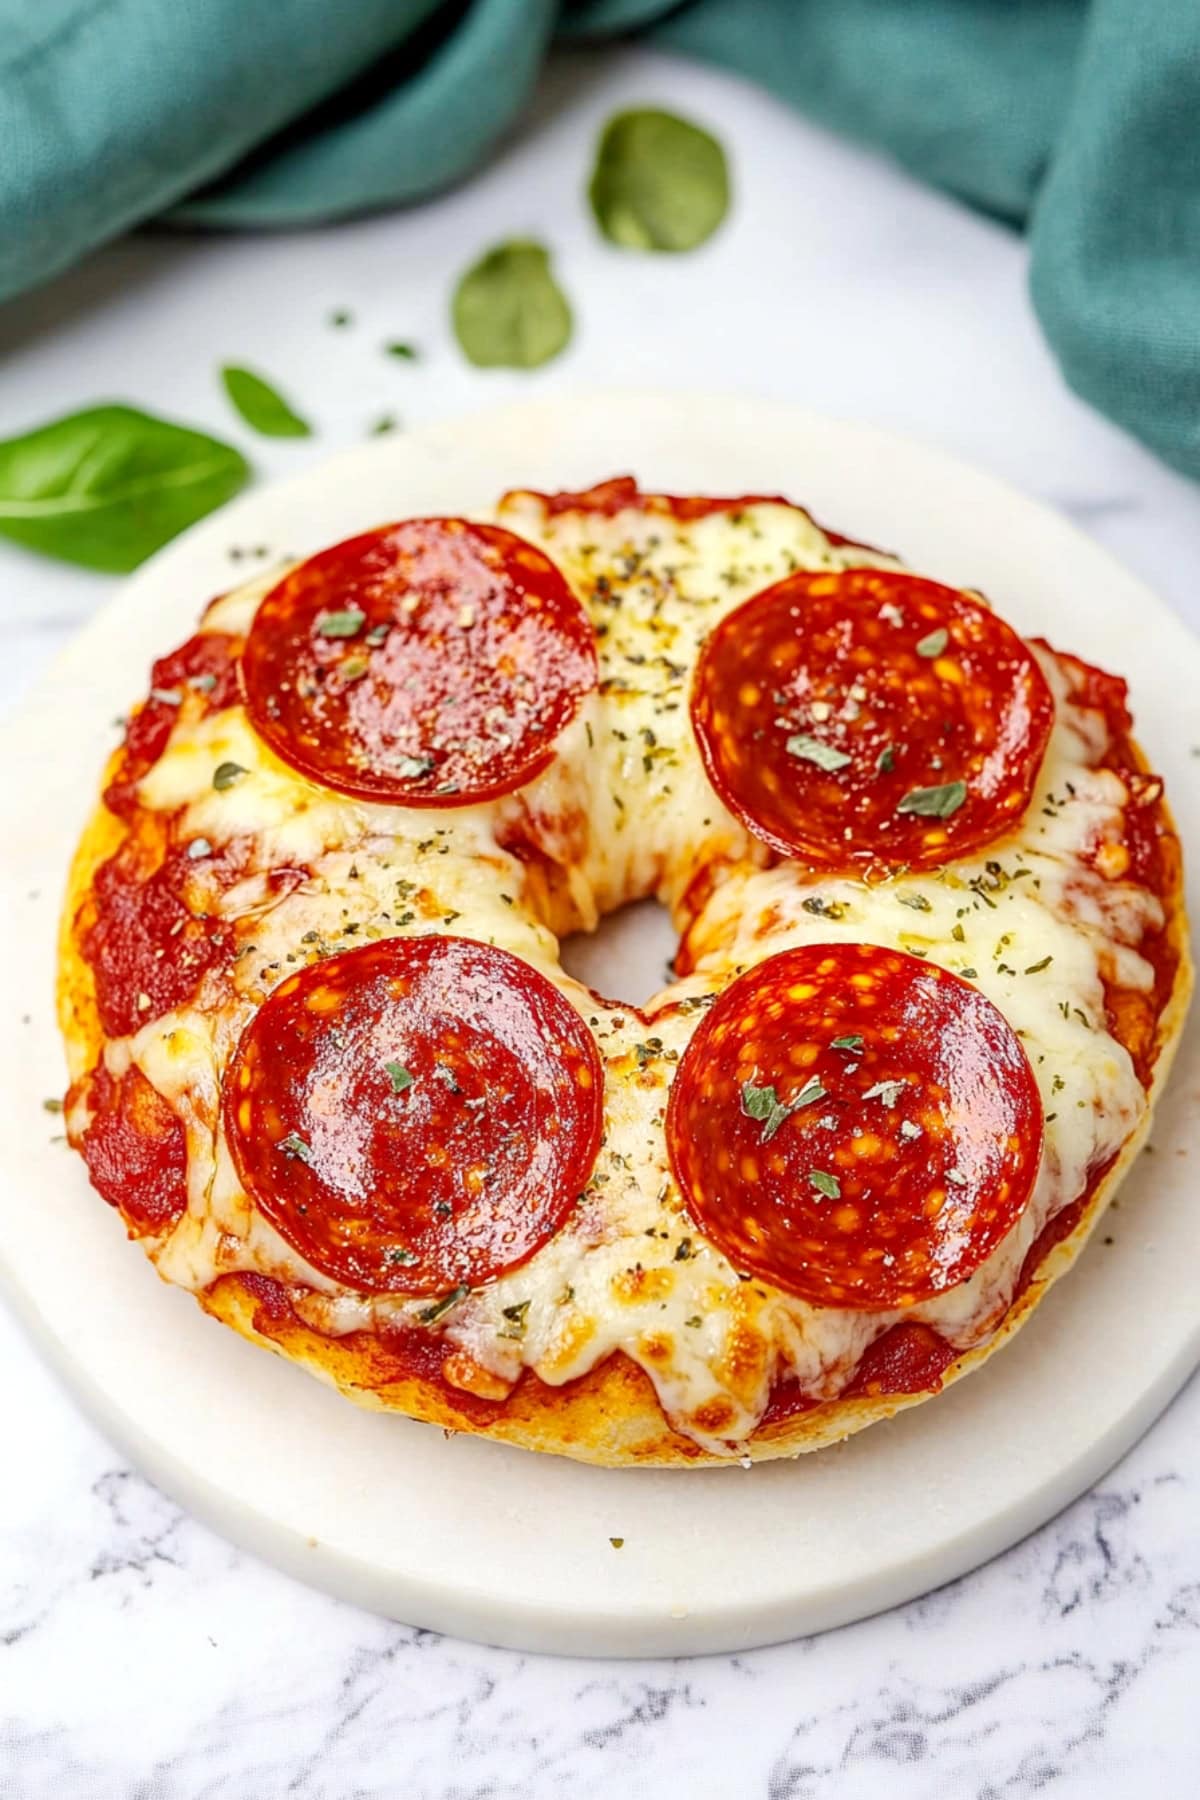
<box><xmin>1</xmin><ymin>391</ymin><xmax>1196</xmax><ymax>1658</ymax></box>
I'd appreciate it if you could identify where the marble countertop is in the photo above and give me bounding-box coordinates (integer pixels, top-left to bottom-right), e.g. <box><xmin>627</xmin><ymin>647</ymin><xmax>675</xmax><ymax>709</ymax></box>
<box><xmin>3</xmin><ymin>44</ymin><xmax>1199</xmax><ymax>1797</ymax></box>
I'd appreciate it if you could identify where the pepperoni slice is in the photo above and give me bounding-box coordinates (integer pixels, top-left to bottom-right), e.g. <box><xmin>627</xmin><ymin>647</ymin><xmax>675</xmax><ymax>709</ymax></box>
<box><xmin>223</xmin><ymin>936</ymin><xmax>603</xmax><ymax>1296</ymax></box>
<box><xmin>692</xmin><ymin>569</ymin><xmax>1054</xmax><ymax>871</ymax></box>
<box><xmin>666</xmin><ymin>943</ymin><xmax>1043</xmax><ymax>1310</ymax></box>
<box><xmin>240</xmin><ymin>520</ymin><xmax>597</xmax><ymax>806</ymax></box>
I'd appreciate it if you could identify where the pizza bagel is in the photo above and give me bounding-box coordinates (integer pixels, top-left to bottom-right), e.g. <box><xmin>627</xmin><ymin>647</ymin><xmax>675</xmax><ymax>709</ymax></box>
<box><xmin>58</xmin><ymin>477</ymin><xmax>1190</xmax><ymax>1465</ymax></box>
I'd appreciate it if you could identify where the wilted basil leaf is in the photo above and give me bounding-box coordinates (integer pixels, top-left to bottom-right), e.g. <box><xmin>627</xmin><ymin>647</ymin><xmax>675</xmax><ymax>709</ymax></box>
<box><xmin>589</xmin><ymin>108</ymin><xmax>730</xmax><ymax>253</ymax></box>
<box><xmin>451</xmin><ymin>240</ymin><xmax>572</xmax><ymax>369</ymax></box>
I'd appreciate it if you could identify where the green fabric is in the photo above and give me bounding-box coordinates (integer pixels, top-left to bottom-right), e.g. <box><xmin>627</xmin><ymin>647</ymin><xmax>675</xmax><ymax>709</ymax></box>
<box><xmin>654</xmin><ymin>0</ymin><xmax>1200</xmax><ymax>482</ymax></box>
<box><xmin>1</xmin><ymin>2</ymin><xmax>1197</xmax><ymax>482</ymax></box>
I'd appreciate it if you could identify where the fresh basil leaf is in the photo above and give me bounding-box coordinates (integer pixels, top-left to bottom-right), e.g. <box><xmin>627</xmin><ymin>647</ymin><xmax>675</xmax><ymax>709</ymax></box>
<box><xmin>0</xmin><ymin>405</ymin><xmax>250</xmax><ymax>573</ymax></box>
<box><xmin>897</xmin><ymin>780</ymin><xmax>968</xmax><ymax>819</ymax></box>
<box><xmin>451</xmin><ymin>240</ymin><xmax>573</xmax><ymax>369</ymax></box>
<box><xmin>809</xmin><ymin>1169</ymin><xmax>841</xmax><ymax>1200</ymax></box>
<box><xmin>830</xmin><ymin>1035</ymin><xmax>864</xmax><ymax>1053</ymax></box>
<box><xmin>384</xmin><ymin>1061</ymin><xmax>414</xmax><ymax>1094</ymax></box>
<box><xmin>220</xmin><ymin>365</ymin><xmax>312</xmax><ymax>439</ymax></box>
<box><xmin>915</xmin><ymin>628</ymin><xmax>948</xmax><ymax>658</ymax></box>
<box><xmin>589</xmin><ymin>108</ymin><xmax>730</xmax><ymax>253</ymax></box>
<box><xmin>786</xmin><ymin>733</ymin><xmax>852</xmax><ymax>773</ymax></box>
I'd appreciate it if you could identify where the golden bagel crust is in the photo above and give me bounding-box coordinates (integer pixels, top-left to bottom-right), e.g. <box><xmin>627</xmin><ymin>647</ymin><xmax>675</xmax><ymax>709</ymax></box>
<box><xmin>58</xmin><ymin>726</ymin><xmax>1191</xmax><ymax>1467</ymax></box>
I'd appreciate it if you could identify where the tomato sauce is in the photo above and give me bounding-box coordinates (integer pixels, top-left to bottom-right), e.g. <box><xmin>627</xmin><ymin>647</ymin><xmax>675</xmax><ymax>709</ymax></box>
<box><xmin>82</xmin><ymin>837</ymin><xmax>234</xmax><ymax>1038</ymax></box>
<box><xmin>523</xmin><ymin>476</ymin><xmax>885</xmax><ymax>552</ymax></box>
<box><xmin>75</xmin><ymin>1061</ymin><xmax>188</xmax><ymax>1238</ymax></box>
<box><xmin>104</xmin><ymin>632</ymin><xmax>240</xmax><ymax>819</ymax></box>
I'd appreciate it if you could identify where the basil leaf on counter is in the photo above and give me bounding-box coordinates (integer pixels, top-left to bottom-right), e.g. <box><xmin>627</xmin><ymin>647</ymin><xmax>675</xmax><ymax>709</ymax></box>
<box><xmin>220</xmin><ymin>365</ymin><xmax>312</xmax><ymax>438</ymax></box>
<box><xmin>451</xmin><ymin>240</ymin><xmax>572</xmax><ymax>369</ymax></box>
<box><xmin>589</xmin><ymin>108</ymin><xmax>730</xmax><ymax>253</ymax></box>
<box><xmin>0</xmin><ymin>406</ymin><xmax>250</xmax><ymax>573</ymax></box>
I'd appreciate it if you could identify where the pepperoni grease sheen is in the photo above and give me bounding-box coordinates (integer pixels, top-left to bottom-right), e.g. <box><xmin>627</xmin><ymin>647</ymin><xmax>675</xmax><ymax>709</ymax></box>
<box><xmin>223</xmin><ymin>937</ymin><xmax>604</xmax><ymax>1297</ymax></box>
<box><xmin>691</xmin><ymin>568</ymin><xmax>1054</xmax><ymax>871</ymax></box>
<box><xmin>666</xmin><ymin>943</ymin><xmax>1043</xmax><ymax>1310</ymax></box>
<box><xmin>240</xmin><ymin>519</ymin><xmax>597</xmax><ymax>806</ymax></box>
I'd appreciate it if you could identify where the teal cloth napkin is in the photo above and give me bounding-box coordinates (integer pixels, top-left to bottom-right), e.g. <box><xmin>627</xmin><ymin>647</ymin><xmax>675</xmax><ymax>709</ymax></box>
<box><xmin>2</xmin><ymin>0</ymin><xmax>1197</xmax><ymax>481</ymax></box>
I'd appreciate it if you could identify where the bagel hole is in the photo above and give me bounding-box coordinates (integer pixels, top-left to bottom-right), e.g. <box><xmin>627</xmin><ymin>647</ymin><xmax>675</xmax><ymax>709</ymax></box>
<box><xmin>559</xmin><ymin>899</ymin><xmax>678</xmax><ymax>1010</ymax></box>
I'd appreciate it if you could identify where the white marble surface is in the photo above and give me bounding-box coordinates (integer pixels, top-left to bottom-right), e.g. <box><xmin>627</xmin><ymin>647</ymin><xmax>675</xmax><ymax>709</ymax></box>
<box><xmin>2</xmin><ymin>43</ymin><xmax>1199</xmax><ymax>1796</ymax></box>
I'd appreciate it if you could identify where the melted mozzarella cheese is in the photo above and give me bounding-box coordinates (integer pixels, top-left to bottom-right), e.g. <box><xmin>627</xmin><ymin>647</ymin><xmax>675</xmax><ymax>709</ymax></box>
<box><xmin>95</xmin><ymin>499</ymin><xmax>1165</xmax><ymax>1455</ymax></box>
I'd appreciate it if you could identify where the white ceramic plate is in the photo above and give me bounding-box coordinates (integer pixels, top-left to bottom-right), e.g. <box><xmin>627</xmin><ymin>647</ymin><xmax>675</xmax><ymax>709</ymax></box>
<box><xmin>1</xmin><ymin>392</ymin><xmax>1197</xmax><ymax>1658</ymax></box>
